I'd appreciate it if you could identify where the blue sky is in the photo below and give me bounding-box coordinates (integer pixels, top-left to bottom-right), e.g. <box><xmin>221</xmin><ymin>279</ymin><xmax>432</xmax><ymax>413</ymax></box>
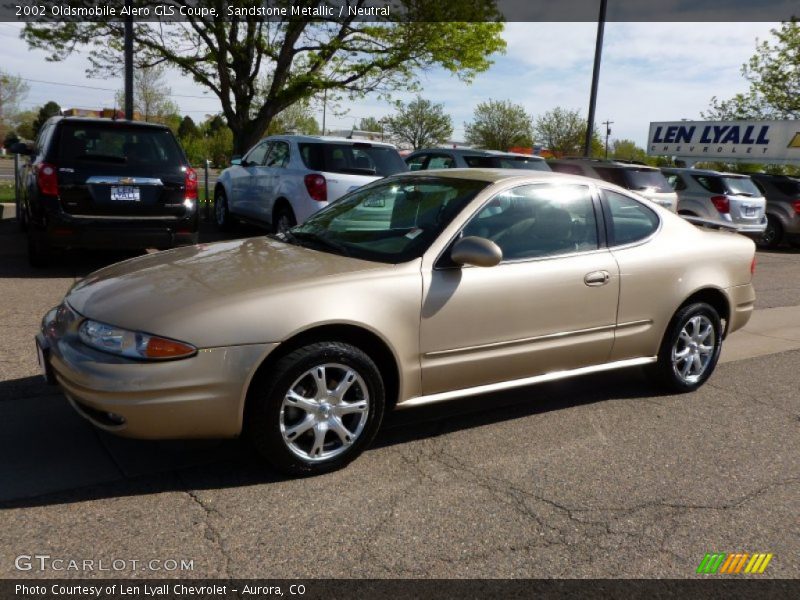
<box><xmin>0</xmin><ymin>21</ymin><xmax>778</xmax><ymax>148</ymax></box>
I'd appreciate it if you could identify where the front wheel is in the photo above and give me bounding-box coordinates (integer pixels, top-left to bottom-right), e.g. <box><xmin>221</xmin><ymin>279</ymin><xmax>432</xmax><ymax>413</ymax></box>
<box><xmin>273</xmin><ymin>204</ymin><xmax>296</xmax><ymax>234</ymax></box>
<box><xmin>214</xmin><ymin>188</ymin><xmax>232</xmax><ymax>231</ymax></box>
<box><xmin>245</xmin><ymin>342</ymin><xmax>385</xmax><ymax>475</ymax></box>
<box><xmin>648</xmin><ymin>302</ymin><xmax>722</xmax><ymax>393</ymax></box>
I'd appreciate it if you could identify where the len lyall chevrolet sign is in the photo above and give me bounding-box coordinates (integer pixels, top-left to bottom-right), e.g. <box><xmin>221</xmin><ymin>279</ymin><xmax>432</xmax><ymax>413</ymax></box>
<box><xmin>648</xmin><ymin>120</ymin><xmax>800</xmax><ymax>162</ymax></box>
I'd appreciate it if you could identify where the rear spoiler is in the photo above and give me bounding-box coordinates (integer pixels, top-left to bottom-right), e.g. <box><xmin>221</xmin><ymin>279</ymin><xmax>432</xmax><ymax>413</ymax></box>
<box><xmin>681</xmin><ymin>216</ymin><xmax>740</xmax><ymax>232</ymax></box>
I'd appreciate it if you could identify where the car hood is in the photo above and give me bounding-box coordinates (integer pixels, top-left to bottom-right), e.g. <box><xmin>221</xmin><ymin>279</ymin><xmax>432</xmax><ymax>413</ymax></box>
<box><xmin>66</xmin><ymin>237</ymin><xmax>385</xmax><ymax>342</ymax></box>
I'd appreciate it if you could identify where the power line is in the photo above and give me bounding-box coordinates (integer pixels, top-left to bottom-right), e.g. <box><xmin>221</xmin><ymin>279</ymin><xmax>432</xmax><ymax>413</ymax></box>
<box><xmin>18</xmin><ymin>77</ymin><xmax>218</xmax><ymax>100</ymax></box>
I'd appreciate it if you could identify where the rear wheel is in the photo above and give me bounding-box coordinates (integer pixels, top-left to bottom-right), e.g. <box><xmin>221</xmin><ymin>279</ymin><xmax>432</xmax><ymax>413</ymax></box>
<box><xmin>648</xmin><ymin>302</ymin><xmax>722</xmax><ymax>393</ymax></box>
<box><xmin>214</xmin><ymin>188</ymin><xmax>232</xmax><ymax>231</ymax></box>
<box><xmin>757</xmin><ymin>215</ymin><xmax>783</xmax><ymax>249</ymax></box>
<box><xmin>273</xmin><ymin>203</ymin><xmax>296</xmax><ymax>234</ymax></box>
<box><xmin>245</xmin><ymin>342</ymin><xmax>385</xmax><ymax>476</ymax></box>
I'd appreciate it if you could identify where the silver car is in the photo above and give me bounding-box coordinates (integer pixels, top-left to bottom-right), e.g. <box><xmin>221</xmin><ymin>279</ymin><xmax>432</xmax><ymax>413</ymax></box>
<box><xmin>214</xmin><ymin>135</ymin><xmax>407</xmax><ymax>232</ymax></box>
<box><xmin>662</xmin><ymin>168</ymin><xmax>767</xmax><ymax>239</ymax></box>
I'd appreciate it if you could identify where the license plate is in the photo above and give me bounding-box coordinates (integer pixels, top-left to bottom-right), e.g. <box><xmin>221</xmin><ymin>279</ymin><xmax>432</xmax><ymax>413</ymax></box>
<box><xmin>110</xmin><ymin>186</ymin><xmax>141</xmax><ymax>201</ymax></box>
<box><xmin>743</xmin><ymin>206</ymin><xmax>756</xmax><ymax>217</ymax></box>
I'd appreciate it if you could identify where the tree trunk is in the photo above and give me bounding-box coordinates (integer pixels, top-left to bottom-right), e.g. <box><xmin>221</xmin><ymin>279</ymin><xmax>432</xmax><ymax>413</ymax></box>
<box><xmin>230</xmin><ymin>115</ymin><xmax>276</xmax><ymax>156</ymax></box>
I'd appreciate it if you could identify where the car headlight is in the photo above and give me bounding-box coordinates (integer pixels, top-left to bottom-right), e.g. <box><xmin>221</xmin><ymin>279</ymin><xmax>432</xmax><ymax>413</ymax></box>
<box><xmin>78</xmin><ymin>319</ymin><xmax>196</xmax><ymax>360</ymax></box>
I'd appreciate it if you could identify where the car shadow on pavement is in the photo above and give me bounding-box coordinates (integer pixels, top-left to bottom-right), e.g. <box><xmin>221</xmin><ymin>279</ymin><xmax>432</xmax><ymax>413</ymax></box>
<box><xmin>0</xmin><ymin>368</ymin><xmax>670</xmax><ymax>510</ymax></box>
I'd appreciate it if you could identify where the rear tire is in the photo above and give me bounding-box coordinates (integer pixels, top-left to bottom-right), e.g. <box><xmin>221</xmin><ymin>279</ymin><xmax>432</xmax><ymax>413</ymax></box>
<box><xmin>757</xmin><ymin>215</ymin><xmax>783</xmax><ymax>249</ymax></box>
<box><xmin>647</xmin><ymin>302</ymin><xmax>722</xmax><ymax>393</ymax></box>
<box><xmin>273</xmin><ymin>203</ymin><xmax>296</xmax><ymax>234</ymax></box>
<box><xmin>245</xmin><ymin>341</ymin><xmax>385</xmax><ymax>476</ymax></box>
<box><xmin>214</xmin><ymin>188</ymin><xmax>232</xmax><ymax>231</ymax></box>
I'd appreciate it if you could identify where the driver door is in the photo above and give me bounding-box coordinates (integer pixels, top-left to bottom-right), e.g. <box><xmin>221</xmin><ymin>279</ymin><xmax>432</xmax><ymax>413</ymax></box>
<box><xmin>231</xmin><ymin>141</ymin><xmax>270</xmax><ymax>219</ymax></box>
<box><xmin>419</xmin><ymin>182</ymin><xmax>620</xmax><ymax>395</ymax></box>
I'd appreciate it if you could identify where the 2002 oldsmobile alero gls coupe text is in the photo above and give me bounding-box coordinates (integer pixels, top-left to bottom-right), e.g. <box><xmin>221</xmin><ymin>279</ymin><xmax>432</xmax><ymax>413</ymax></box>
<box><xmin>36</xmin><ymin>169</ymin><xmax>756</xmax><ymax>475</ymax></box>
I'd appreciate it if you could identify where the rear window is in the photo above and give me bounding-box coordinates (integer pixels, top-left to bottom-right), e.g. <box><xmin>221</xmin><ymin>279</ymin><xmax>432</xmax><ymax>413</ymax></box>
<box><xmin>299</xmin><ymin>143</ymin><xmax>406</xmax><ymax>176</ymax></box>
<box><xmin>623</xmin><ymin>169</ymin><xmax>673</xmax><ymax>193</ymax></box>
<box><xmin>57</xmin><ymin>123</ymin><xmax>184</xmax><ymax>167</ymax></box>
<box><xmin>720</xmin><ymin>176</ymin><xmax>760</xmax><ymax>197</ymax></box>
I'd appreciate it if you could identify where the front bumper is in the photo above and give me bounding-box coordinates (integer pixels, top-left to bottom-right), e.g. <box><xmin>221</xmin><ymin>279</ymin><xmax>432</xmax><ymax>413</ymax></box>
<box><xmin>38</xmin><ymin>306</ymin><xmax>276</xmax><ymax>439</ymax></box>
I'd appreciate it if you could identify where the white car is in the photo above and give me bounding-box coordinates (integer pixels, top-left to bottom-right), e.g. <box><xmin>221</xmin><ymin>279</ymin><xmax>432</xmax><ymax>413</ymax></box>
<box><xmin>214</xmin><ymin>135</ymin><xmax>408</xmax><ymax>232</ymax></box>
<box><xmin>661</xmin><ymin>168</ymin><xmax>767</xmax><ymax>239</ymax></box>
<box><xmin>549</xmin><ymin>158</ymin><xmax>678</xmax><ymax>212</ymax></box>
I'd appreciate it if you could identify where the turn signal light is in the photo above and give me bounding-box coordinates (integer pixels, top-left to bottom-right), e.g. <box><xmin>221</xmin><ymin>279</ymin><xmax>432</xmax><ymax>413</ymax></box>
<box><xmin>792</xmin><ymin>200</ymin><xmax>800</xmax><ymax>215</ymax></box>
<box><xmin>144</xmin><ymin>336</ymin><xmax>196</xmax><ymax>359</ymax></box>
<box><xmin>37</xmin><ymin>163</ymin><xmax>59</xmax><ymax>196</ymax></box>
<box><xmin>304</xmin><ymin>174</ymin><xmax>327</xmax><ymax>202</ymax></box>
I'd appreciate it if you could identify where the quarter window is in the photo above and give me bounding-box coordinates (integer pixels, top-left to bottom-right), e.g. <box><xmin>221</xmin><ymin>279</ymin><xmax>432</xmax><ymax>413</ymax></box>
<box><xmin>462</xmin><ymin>183</ymin><xmax>599</xmax><ymax>260</ymax></box>
<box><xmin>603</xmin><ymin>190</ymin><xmax>659</xmax><ymax>246</ymax></box>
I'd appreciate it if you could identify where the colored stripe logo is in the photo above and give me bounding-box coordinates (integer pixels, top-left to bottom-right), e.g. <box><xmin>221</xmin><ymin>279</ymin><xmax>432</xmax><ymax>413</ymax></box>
<box><xmin>697</xmin><ymin>553</ymin><xmax>773</xmax><ymax>574</ymax></box>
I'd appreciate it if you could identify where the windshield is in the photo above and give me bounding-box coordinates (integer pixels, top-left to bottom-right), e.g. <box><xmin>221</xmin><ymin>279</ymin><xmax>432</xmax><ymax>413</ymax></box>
<box><xmin>721</xmin><ymin>176</ymin><xmax>761</xmax><ymax>197</ymax></box>
<box><xmin>623</xmin><ymin>169</ymin><xmax>673</xmax><ymax>193</ymax></box>
<box><xmin>286</xmin><ymin>176</ymin><xmax>489</xmax><ymax>263</ymax></box>
<box><xmin>299</xmin><ymin>143</ymin><xmax>407</xmax><ymax>176</ymax></box>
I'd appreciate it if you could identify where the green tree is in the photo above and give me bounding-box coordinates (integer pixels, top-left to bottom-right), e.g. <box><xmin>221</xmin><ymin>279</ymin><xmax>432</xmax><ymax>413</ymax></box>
<box><xmin>0</xmin><ymin>70</ymin><xmax>29</xmax><ymax>123</ymax></box>
<box><xmin>23</xmin><ymin>2</ymin><xmax>505</xmax><ymax>154</ymax></box>
<box><xmin>533</xmin><ymin>107</ymin><xmax>587</xmax><ymax>157</ymax></box>
<box><xmin>266</xmin><ymin>100</ymin><xmax>320</xmax><ymax>136</ymax></box>
<box><xmin>465</xmin><ymin>99</ymin><xmax>532</xmax><ymax>150</ymax></box>
<box><xmin>358</xmin><ymin>117</ymin><xmax>385</xmax><ymax>133</ymax></box>
<box><xmin>114</xmin><ymin>65</ymin><xmax>180</xmax><ymax>123</ymax></box>
<box><xmin>178</xmin><ymin>115</ymin><xmax>199</xmax><ymax>140</ymax></box>
<box><xmin>13</xmin><ymin>109</ymin><xmax>37</xmax><ymax>140</ymax></box>
<box><xmin>704</xmin><ymin>21</ymin><xmax>800</xmax><ymax>119</ymax></box>
<box><xmin>611</xmin><ymin>139</ymin><xmax>648</xmax><ymax>162</ymax></box>
<box><xmin>33</xmin><ymin>101</ymin><xmax>61</xmax><ymax>136</ymax></box>
<box><xmin>384</xmin><ymin>96</ymin><xmax>453</xmax><ymax>150</ymax></box>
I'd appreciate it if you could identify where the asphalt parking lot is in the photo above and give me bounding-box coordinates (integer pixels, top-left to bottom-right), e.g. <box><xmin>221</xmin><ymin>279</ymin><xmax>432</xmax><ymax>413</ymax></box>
<box><xmin>0</xmin><ymin>208</ymin><xmax>798</xmax><ymax>579</ymax></box>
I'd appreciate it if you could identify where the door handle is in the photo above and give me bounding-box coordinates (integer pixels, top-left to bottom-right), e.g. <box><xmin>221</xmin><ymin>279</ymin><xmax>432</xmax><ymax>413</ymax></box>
<box><xmin>584</xmin><ymin>270</ymin><xmax>611</xmax><ymax>286</ymax></box>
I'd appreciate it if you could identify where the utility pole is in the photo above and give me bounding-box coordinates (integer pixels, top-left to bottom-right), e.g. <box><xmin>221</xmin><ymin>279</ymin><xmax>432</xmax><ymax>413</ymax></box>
<box><xmin>123</xmin><ymin>0</ymin><xmax>134</xmax><ymax>120</ymax></box>
<box><xmin>602</xmin><ymin>120</ymin><xmax>613</xmax><ymax>159</ymax></box>
<box><xmin>322</xmin><ymin>89</ymin><xmax>327</xmax><ymax>135</ymax></box>
<box><xmin>584</xmin><ymin>0</ymin><xmax>608</xmax><ymax>157</ymax></box>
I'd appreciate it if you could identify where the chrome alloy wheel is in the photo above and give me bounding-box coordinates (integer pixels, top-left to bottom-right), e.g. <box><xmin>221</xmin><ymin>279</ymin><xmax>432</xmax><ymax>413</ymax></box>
<box><xmin>671</xmin><ymin>315</ymin><xmax>716</xmax><ymax>384</ymax></box>
<box><xmin>279</xmin><ymin>363</ymin><xmax>370</xmax><ymax>462</ymax></box>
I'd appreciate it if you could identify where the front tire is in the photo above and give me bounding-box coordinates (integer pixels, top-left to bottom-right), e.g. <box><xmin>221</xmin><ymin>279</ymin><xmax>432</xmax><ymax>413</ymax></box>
<box><xmin>245</xmin><ymin>342</ymin><xmax>385</xmax><ymax>476</ymax></box>
<box><xmin>273</xmin><ymin>203</ymin><xmax>296</xmax><ymax>234</ymax></box>
<box><xmin>648</xmin><ymin>302</ymin><xmax>722</xmax><ymax>393</ymax></box>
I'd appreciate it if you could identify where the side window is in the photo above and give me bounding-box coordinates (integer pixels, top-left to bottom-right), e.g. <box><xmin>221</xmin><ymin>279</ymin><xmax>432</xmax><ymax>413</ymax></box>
<box><xmin>603</xmin><ymin>190</ymin><xmax>659</xmax><ymax>246</ymax></box>
<box><xmin>265</xmin><ymin>141</ymin><xmax>290</xmax><ymax>168</ymax></box>
<box><xmin>406</xmin><ymin>154</ymin><xmax>427</xmax><ymax>171</ymax></box>
<box><xmin>549</xmin><ymin>163</ymin><xmax>584</xmax><ymax>176</ymax></box>
<box><xmin>666</xmin><ymin>174</ymin><xmax>687</xmax><ymax>191</ymax></box>
<box><xmin>244</xmin><ymin>142</ymin><xmax>269</xmax><ymax>166</ymax></box>
<box><xmin>426</xmin><ymin>154</ymin><xmax>455</xmax><ymax>169</ymax></box>
<box><xmin>462</xmin><ymin>183</ymin><xmax>598</xmax><ymax>261</ymax></box>
<box><xmin>35</xmin><ymin>123</ymin><xmax>52</xmax><ymax>156</ymax></box>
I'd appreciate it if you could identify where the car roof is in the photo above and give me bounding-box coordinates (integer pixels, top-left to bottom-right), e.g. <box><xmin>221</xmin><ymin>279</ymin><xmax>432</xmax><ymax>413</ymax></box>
<box><xmin>267</xmin><ymin>134</ymin><xmax>397</xmax><ymax>148</ymax></box>
<box><xmin>480</xmin><ymin>149</ymin><xmax>546</xmax><ymax>159</ymax></box>
<box><xmin>551</xmin><ymin>158</ymin><xmax>658</xmax><ymax>170</ymax></box>
<box><xmin>409</xmin><ymin>148</ymin><xmax>496</xmax><ymax>156</ymax></box>
<box><xmin>388</xmin><ymin>167</ymin><xmax>588</xmax><ymax>184</ymax></box>
<box><xmin>51</xmin><ymin>116</ymin><xmax>172</xmax><ymax>130</ymax></box>
<box><xmin>661</xmin><ymin>167</ymin><xmax>751</xmax><ymax>177</ymax></box>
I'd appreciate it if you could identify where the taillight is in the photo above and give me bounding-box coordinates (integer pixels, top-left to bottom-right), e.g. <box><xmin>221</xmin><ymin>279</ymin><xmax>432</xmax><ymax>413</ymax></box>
<box><xmin>792</xmin><ymin>200</ymin><xmax>800</xmax><ymax>215</ymax></box>
<box><xmin>184</xmin><ymin>167</ymin><xmax>198</xmax><ymax>200</ymax></box>
<box><xmin>710</xmin><ymin>195</ymin><xmax>730</xmax><ymax>214</ymax></box>
<box><xmin>751</xmin><ymin>256</ymin><xmax>757</xmax><ymax>276</ymax></box>
<box><xmin>304</xmin><ymin>174</ymin><xmax>327</xmax><ymax>202</ymax></box>
<box><xmin>37</xmin><ymin>163</ymin><xmax>58</xmax><ymax>196</ymax></box>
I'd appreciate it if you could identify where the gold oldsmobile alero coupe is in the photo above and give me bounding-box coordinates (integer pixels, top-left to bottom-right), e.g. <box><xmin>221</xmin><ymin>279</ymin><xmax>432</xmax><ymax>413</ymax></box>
<box><xmin>37</xmin><ymin>169</ymin><xmax>756</xmax><ymax>474</ymax></box>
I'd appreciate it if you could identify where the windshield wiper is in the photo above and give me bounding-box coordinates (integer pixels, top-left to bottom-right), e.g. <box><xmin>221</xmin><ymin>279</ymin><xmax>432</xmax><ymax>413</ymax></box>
<box><xmin>290</xmin><ymin>231</ymin><xmax>352</xmax><ymax>257</ymax></box>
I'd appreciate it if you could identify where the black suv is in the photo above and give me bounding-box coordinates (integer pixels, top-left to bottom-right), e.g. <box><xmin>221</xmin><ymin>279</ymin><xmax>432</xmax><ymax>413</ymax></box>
<box><xmin>15</xmin><ymin>117</ymin><xmax>199</xmax><ymax>266</ymax></box>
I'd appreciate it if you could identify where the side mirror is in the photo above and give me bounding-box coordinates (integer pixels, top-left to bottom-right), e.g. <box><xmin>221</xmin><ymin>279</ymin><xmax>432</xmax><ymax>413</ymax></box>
<box><xmin>450</xmin><ymin>236</ymin><xmax>503</xmax><ymax>267</ymax></box>
<box><xmin>230</xmin><ymin>156</ymin><xmax>242</xmax><ymax>166</ymax></box>
<box><xmin>10</xmin><ymin>142</ymin><xmax>33</xmax><ymax>156</ymax></box>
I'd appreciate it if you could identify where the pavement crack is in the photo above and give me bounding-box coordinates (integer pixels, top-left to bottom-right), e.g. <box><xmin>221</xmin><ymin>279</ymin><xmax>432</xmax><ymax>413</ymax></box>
<box><xmin>179</xmin><ymin>483</ymin><xmax>233</xmax><ymax>578</ymax></box>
